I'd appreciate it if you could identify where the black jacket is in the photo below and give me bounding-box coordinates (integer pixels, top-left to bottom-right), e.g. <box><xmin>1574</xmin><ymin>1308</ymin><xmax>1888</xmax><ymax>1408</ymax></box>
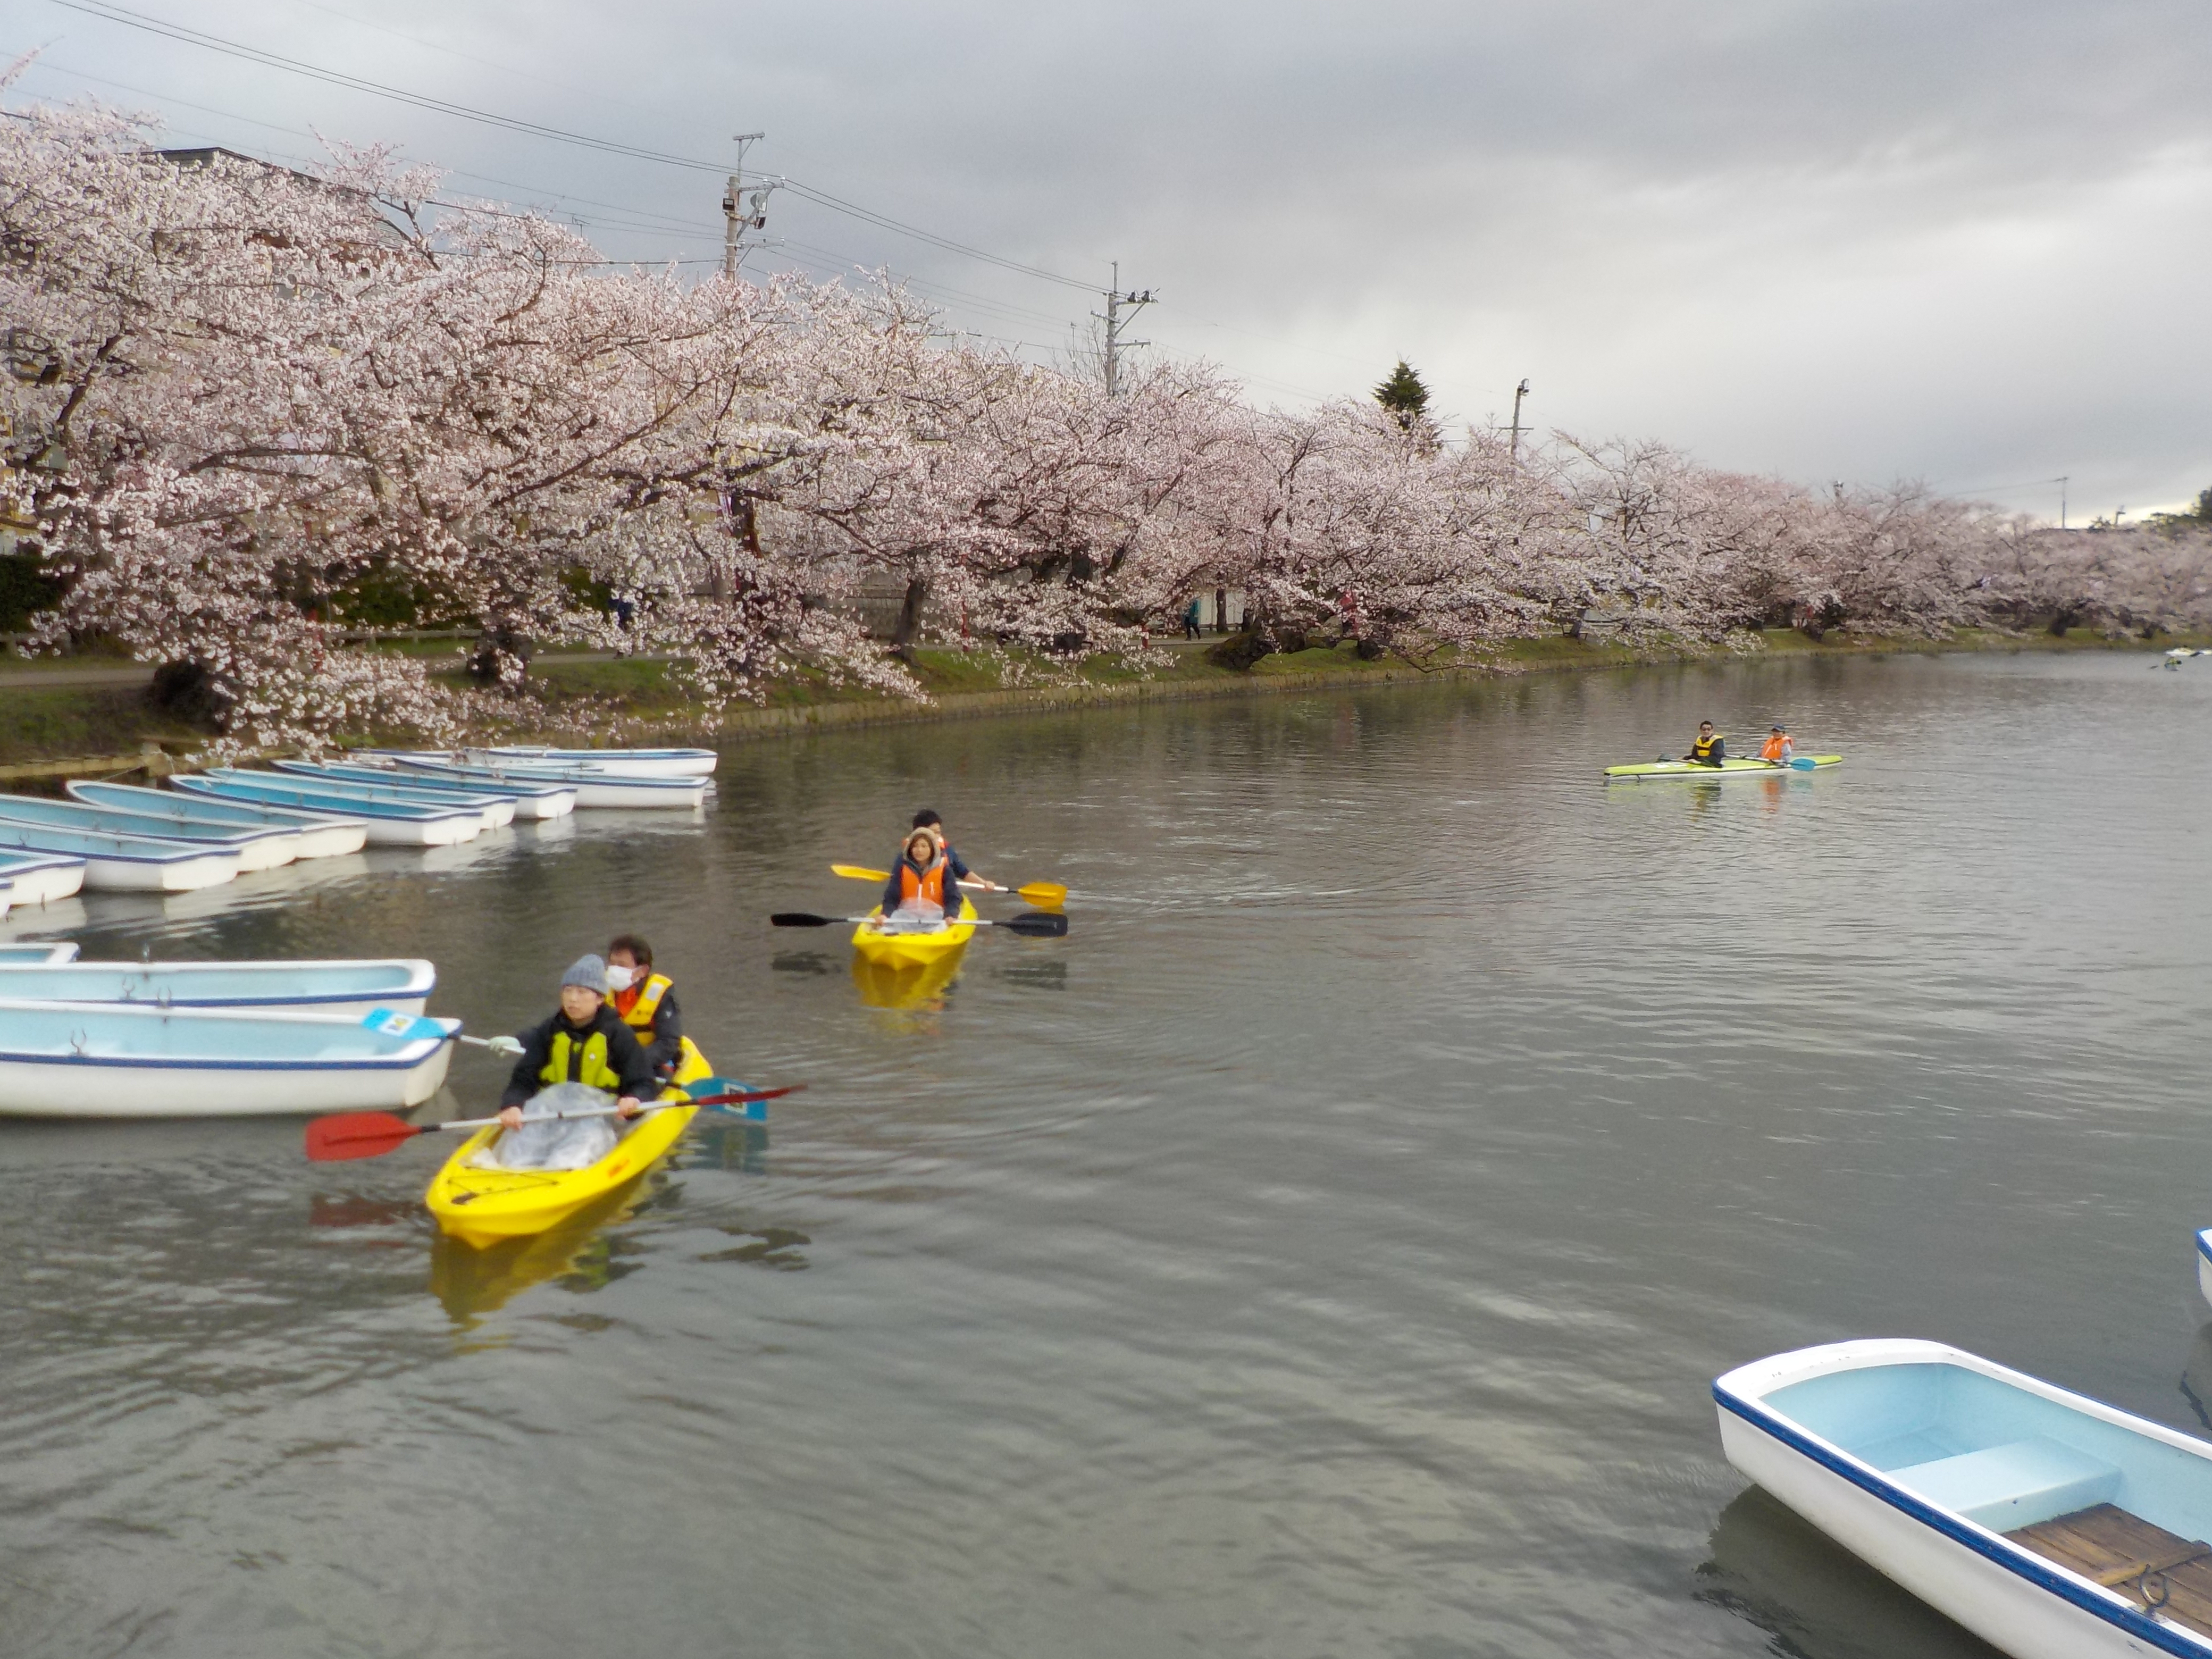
<box><xmin>622</xmin><ymin>984</ymin><xmax>684</xmax><ymax>1077</ymax></box>
<box><xmin>501</xmin><ymin>1004</ymin><xmax>658</xmax><ymax>1108</ymax></box>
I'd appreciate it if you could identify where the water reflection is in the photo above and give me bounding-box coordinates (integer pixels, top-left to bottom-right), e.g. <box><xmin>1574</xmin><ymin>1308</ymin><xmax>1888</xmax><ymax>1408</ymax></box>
<box><xmin>850</xmin><ymin>944</ymin><xmax>967</xmax><ymax>1011</ymax></box>
<box><xmin>427</xmin><ymin>1187</ymin><xmax>650</xmax><ymax>1324</ymax></box>
<box><xmin>1697</xmin><ymin>1487</ymin><xmax>2004</xmax><ymax>1659</ymax></box>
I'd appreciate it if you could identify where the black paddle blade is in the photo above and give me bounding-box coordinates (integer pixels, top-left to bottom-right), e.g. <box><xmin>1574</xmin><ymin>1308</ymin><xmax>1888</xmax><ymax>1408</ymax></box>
<box><xmin>769</xmin><ymin>912</ymin><xmax>837</xmax><ymax>928</ymax></box>
<box><xmin>1005</xmin><ymin>910</ymin><xmax>1069</xmax><ymax>938</ymax></box>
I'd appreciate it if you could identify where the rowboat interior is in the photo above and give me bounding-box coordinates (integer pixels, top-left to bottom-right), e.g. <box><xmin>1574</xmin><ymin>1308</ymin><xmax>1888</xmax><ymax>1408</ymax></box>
<box><xmin>1767</xmin><ymin>1358</ymin><xmax>2212</xmax><ymax>1636</ymax></box>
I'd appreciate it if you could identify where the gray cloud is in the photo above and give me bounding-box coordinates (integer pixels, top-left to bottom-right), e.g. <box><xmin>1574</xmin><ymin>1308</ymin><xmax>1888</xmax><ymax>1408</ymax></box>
<box><xmin>14</xmin><ymin>0</ymin><xmax>2210</xmax><ymax>517</ymax></box>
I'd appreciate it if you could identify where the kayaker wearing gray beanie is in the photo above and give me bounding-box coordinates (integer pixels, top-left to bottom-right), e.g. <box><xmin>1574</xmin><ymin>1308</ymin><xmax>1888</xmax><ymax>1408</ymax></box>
<box><xmin>496</xmin><ymin>953</ymin><xmax>659</xmax><ymax>1129</ymax></box>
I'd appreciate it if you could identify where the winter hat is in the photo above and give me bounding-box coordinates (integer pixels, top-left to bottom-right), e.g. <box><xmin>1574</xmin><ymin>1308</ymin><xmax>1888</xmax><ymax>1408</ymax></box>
<box><xmin>561</xmin><ymin>954</ymin><xmax>609</xmax><ymax>993</ymax></box>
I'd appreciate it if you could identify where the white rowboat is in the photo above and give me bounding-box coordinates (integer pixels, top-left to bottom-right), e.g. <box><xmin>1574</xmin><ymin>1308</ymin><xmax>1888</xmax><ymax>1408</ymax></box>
<box><xmin>67</xmin><ymin>780</ymin><xmax>367</xmax><ymax>859</ymax></box>
<box><xmin>1717</xmin><ymin>1337</ymin><xmax>2212</xmax><ymax>1658</ymax></box>
<box><xmin>282</xmin><ymin>760</ymin><xmax>575</xmax><ymax>819</ymax></box>
<box><xmin>478</xmin><ymin>745</ymin><xmax>717</xmax><ymax>778</ymax></box>
<box><xmin>0</xmin><ymin>852</ymin><xmax>87</xmax><ymax>906</ymax></box>
<box><xmin>203</xmin><ymin>767</ymin><xmax>513</xmax><ymax>831</ymax></box>
<box><xmin>0</xmin><ymin>943</ymin><xmax>80</xmax><ymax>963</ymax></box>
<box><xmin>394</xmin><ymin>756</ymin><xmax>708</xmax><ymax>810</ymax></box>
<box><xmin>0</xmin><ymin>998</ymin><xmax>457</xmax><ymax>1117</ymax></box>
<box><xmin>170</xmin><ymin>775</ymin><xmax>479</xmax><ymax>848</ymax></box>
<box><xmin>0</xmin><ymin>958</ymin><xmax>434</xmax><ymax>1016</ymax></box>
<box><xmin>0</xmin><ymin>823</ymin><xmax>239</xmax><ymax>892</ymax></box>
<box><xmin>0</xmin><ymin>793</ymin><xmax>298</xmax><ymax>871</ymax></box>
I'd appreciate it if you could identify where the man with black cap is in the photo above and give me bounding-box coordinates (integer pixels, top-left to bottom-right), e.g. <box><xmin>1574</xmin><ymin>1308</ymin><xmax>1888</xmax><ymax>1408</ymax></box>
<box><xmin>496</xmin><ymin>953</ymin><xmax>658</xmax><ymax>1130</ymax></box>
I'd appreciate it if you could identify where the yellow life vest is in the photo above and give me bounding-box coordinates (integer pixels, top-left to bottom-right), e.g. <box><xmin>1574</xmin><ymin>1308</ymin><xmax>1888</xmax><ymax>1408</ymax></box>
<box><xmin>1691</xmin><ymin>731</ymin><xmax>1725</xmax><ymax>761</ymax></box>
<box><xmin>614</xmin><ymin>973</ymin><xmax>673</xmax><ymax>1034</ymax></box>
<box><xmin>540</xmin><ymin>1026</ymin><xmax>621</xmax><ymax>1093</ymax></box>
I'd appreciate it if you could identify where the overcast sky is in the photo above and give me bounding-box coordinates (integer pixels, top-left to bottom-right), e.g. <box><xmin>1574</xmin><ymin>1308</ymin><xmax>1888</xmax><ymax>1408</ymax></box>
<box><xmin>11</xmin><ymin>0</ymin><xmax>2210</xmax><ymax>519</ymax></box>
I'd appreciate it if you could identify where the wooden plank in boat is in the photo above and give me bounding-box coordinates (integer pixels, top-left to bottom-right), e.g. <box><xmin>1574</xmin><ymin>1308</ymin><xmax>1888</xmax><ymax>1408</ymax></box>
<box><xmin>2007</xmin><ymin>1503</ymin><xmax>2212</xmax><ymax>1636</ymax></box>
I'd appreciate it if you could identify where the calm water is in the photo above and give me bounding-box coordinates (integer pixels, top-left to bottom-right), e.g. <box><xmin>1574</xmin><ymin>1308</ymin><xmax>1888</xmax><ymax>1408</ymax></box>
<box><xmin>3</xmin><ymin>649</ymin><xmax>2209</xmax><ymax>1658</ymax></box>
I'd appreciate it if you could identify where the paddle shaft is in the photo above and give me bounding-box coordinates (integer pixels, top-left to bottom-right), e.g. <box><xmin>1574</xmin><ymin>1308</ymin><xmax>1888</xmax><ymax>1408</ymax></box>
<box><xmin>831</xmin><ymin>864</ymin><xmax>1066</xmax><ymax>906</ymax></box>
<box><xmin>772</xmin><ymin>910</ymin><xmax>1067</xmax><ymax>936</ymax></box>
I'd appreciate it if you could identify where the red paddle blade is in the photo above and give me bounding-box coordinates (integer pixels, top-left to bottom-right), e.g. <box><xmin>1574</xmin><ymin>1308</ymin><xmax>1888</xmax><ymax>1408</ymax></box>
<box><xmin>689</xmin><ymin>1084</ymin><xmax>802</xmax><ymax>1107</ymax></box>
<box><xmin>304</xmin><ymin>1111</ymin><xmax>420</xmax><ymax>1162</ymax></box>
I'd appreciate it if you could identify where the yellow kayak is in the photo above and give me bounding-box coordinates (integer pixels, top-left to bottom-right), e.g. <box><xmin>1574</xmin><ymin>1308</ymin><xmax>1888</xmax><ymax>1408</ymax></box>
<box><xmin>851</xmin><ymin>895</ymin><xmax>977</xmax><ymax>969</ymax></box>
<box><xmin>426</xmin><ymin>1037</ymin><xmax>716</xmax><ymax>1249</ymax></box>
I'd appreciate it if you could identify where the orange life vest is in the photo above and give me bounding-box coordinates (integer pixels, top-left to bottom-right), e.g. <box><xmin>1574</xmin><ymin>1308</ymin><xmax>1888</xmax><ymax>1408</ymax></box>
<box><xmin>898</xmin><ymin>859</ymin><xmax>949</xmax><ymax>912</ymax></box>
<box><xmin>613</xmin><ymin>972</ymin><xmax>672</xmax><ymax>1034</ymax></box>
<box><xmin>1759</xmin><ymin>733</ymin><xmax>1791</xmax><ymax>762</ymax></box>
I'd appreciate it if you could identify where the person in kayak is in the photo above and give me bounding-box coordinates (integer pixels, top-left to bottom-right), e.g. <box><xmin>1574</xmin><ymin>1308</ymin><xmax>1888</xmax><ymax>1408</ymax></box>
<box><xmin>910</xmin><ymin>808</ymin><xmax>1003</xmax><ymax>896</ymax></box>
<box><xmin>605</xmin><ymin>933</ymin><xmax>711</xmax><ymax>1089</ymax></box>
<box><xmin>879</xmin><ymin>824</ymin><xmax>958</xmax><ymax>924</ymax></box>
<box><xmin>1758</xmin><ymin>725</ymin><xmax>1795</xmax><ymax>765</ymax></box>
<box><xmin>497</xmin><ymin>954</ymin><xmax>657</xmax><ymax>1129</ymax></box>
<box><xmin>1683</xmin><ymin>722</ymin><xmax>1727</xmax><ymax>766</ymax></box>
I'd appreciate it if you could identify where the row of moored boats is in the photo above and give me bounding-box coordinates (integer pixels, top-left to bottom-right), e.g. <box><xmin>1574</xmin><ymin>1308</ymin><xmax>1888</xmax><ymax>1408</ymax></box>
<box><xmin>0</xmin><ymin>747</ymin><xmax>716</xmax><ymax>900</ymax></box>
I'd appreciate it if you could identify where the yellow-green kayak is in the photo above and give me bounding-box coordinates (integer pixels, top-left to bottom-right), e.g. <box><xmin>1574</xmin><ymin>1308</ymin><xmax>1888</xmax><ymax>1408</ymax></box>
<box><xmin>1604</xmin><ymin>754</ymin><xmax>1842</xmax><ymax>781</ymax></box>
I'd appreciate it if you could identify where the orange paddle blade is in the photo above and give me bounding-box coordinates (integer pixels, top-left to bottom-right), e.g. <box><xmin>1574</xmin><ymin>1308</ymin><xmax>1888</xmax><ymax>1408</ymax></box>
<box><xmin>304</xmin><ymin>1111</ymin><xmax>421</xmax><ymax>1163</ymax></box>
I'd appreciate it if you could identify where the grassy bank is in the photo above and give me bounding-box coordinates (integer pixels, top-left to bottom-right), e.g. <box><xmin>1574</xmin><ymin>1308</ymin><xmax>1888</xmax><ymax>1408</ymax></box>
<box><xmin>1</xmin><ymin>625</ymin><xmax>2203</xmax><ymax>773</ymax></box>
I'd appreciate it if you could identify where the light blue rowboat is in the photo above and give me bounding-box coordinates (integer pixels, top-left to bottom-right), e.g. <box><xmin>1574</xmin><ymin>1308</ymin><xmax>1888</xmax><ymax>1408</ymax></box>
<box><xmin>0</xmin><ymin>821</ymin><xmax>239</xmax><ymax>892</ymax></box>
<box><xmin>0</xmin><ymin>998</ymin><xmax>458</xmax><ymax>1117</ymax></box>
<box><xmin>0</xmin><ymin>791</ymin><xmax>298</xmax><ymax>872</ymax></box>
<box><xmin>395</xmin><ymin>756</ymin><xmax>708</xmax><ymax>810</ymax></box>
<box><xmin>200</xmin><ymin>766</ymin><xmax>512</xmax><ymax>831</ymax></box>
<box><xmin>1717</xmin><ymin>1338</ymin><xmax>2212</xmax><ymax>1658</ymax></box>
<box><xmin>0</xmin><ymin>851</ymin><xmax>87</xmax><ymax>905</ymax></box>
<box><xmin>0</xmin><ymin>958</ymin><xmax>433</xmax><ymax>1015</ymax></box>
<box><xmin>275</xmin><ymin>760</ymin><xmax>571</xmax><ymax>820</ymax></box>
<box><xmin>67</xmin><ymin>780</ymin><xmax>367</xmax><ymax>859</ymax></box>
<box><xmin>0</xmin><ymin>943</ymin><xmax>80</xmax><ymax>963</ymax></box>
<box><xmin>171</xmin><ymin>774</ymin><xmax>480</xmax><ymax>848</ymax></box>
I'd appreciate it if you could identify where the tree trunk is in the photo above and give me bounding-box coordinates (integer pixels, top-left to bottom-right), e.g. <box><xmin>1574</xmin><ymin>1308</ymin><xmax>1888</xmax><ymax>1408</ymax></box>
<box><xmin>891</xmin><ymin>575</ymin><xmax>928</xmax><ymax>661</ymax></box>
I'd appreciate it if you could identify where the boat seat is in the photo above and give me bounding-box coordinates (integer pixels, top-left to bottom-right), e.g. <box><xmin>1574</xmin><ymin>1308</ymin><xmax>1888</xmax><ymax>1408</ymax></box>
<box><xmin>1889</xmin><ymin>1437</ymin><xmax>2121</xmax><ymax>1531</ymax></box>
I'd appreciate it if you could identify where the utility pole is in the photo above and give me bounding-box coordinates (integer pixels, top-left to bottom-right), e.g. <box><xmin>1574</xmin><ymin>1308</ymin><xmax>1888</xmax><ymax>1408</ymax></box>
<box><xmin>2058</xmin><ymin>475</ymin><xmax>2069</xmax><ymax>530</ymax></box>
<box><xmin>1508</xmin><ymin>378</ymin><xmax>1530</xmax><ymax>463</ymax></box>
<box><xmin>1095</xmin><ymin>261</ymin><xmax>1155</xmax><ymax>397</ymax></box>
<box><xmin>722</xmin><ymin>132</ymin><xmax>773</xmax><ymax>279</ymax></box>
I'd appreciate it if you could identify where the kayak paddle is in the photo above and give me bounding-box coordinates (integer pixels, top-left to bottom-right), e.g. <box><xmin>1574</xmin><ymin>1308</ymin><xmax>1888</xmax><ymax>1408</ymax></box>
<box><xmin>772</xmin><ymin>909</ymin><xmax>1069</xmax><ymax>937</ymax></box>
<box><xmin>305</xmin><ymin>1085</ymin><xmax>798</xmax><ymax>1162</ymax></box>
<box><xmin>830</xmin><ymin>864</ymin><xmax>1068</xmax><ymax>908</ymax></box>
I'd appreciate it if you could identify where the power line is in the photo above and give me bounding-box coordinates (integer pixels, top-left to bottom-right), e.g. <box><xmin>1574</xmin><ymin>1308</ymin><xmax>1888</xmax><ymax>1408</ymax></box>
<box><xmin>43</xmin><ymin>0</ymin><xmax>1103</xmax><ymax>290</ymax></box>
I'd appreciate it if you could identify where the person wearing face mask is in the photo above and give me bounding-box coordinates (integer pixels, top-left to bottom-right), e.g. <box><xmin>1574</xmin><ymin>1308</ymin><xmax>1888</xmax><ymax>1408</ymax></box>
<box><xmin>497</xmin><ymin>954</ymin><xmax>657</xmax><ymax>1130</ymax></box>
<box><xmin>604</xmin><ymin>933</ymin><xmax>711</xmax><ymax>1087</ymax></box>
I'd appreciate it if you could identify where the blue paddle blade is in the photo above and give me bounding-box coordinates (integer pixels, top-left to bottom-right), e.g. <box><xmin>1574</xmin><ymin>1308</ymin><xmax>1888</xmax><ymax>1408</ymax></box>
<box><xmin>683</xmin><ymin>1077</ymin><xmax>768</xmax><ymax>1123</ymax></box>
<box><xmin>361</xmin><ymin>1008</ymin><xmax>451</xmax><ymax>1042</ymax></box>
<box><xmin>1790</xmin><ymin>757</ymin><xmax>1816</xmax><ymax>769</ymax></box>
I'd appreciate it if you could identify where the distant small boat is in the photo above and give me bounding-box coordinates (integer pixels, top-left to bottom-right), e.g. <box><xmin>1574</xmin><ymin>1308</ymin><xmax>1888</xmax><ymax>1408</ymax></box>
<box><xmin>279</xmin><ymin>760</ymin><xmax>575</xmax><ymax>819</ymax></box>
<box><xmin>0</xmin><ymin>999</ymin><xmax>458</xmax><ymax>1117</ymax></box>
<box><xmin>1717</xmin><ymin>1337</ymin><xmax>2212</xmax><ymax>1658</ymax></box>
<box><xmin>0</xmin><ymin>959</ymin><xmax>434</xmax><ymax>1016</ymax></box>
<box><xmin>0</xmin><ymin>792</ymin><xmax>299</xmax><ymax>871</ymax></box>
<box><xmin>0</xmin><ymin>822</ymin><xmax>240</xmax><ymax>892</ymax></box>
<box><xmin>202</xmin><ymin>767</ymin><xmax>514</xmax><ymax>831</ymax></box>
<box><xmin>393</xmin><ymin>756</ymin><xmax>708</xmax><ymax>810</ymax></box>
<box><xmin>0</xmin><ymin>943</ymin><xmax>80</xmax><ymax>963</ymax></box>
<box><xmin>170</xmin><ymin>774</ymin><xmax>480</xmax><ymax>847</ymax></box>
<box><xmin>68</xmin><ymin>780</ymin><xmax>367</xmax><ymax>859</ymax></box>
<box><xmin>0</xmin><ymin>851</ymin><xmax>86</xmax><ymax>906</ymax></box>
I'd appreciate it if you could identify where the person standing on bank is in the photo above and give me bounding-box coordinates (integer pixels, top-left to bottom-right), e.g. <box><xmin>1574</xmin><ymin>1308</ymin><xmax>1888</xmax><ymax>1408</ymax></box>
<box><xmin>497</xmin><ymin>954</ymin><xmax>656</xmax><ymax>1130</ymax></box>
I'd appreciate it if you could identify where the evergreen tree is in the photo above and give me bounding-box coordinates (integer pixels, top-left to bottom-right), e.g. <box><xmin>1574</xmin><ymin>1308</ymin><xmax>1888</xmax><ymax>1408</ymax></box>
<box><xmin>1373</xmin><ymin>359</ymin><xmax>1431</xmax><ymax>429</ymax></box>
